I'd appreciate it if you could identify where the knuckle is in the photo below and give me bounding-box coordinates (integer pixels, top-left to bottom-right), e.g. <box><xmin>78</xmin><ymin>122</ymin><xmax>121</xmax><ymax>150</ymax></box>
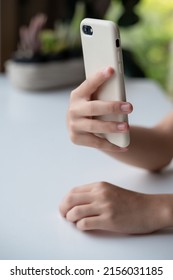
<box><xmin>98</xmin><ymin>181</ymin><xmax>107</xmax><ymax>188</ymax></box>
<box><xmin>93</xmin><ymin>181</ymin><xmax>104</xmax><ymax>191</ymax></box>
<box><xmin>69</xmin><ymin>120</ymin><xmax>77</xmax><ymax>132</ymax></box>
<box><xmin>73</xmin><ymin>206</ymin><xmax>81</xmax><ymax>217</ymax></box>
<box><xmin>77</xmin><ymin>219</ymin><xmax>88</xmax><ymax>231</ymax></box>
<box><xmin>99</xmin><ymin>189</ymin><xmax>109</xmax><ymax>201</ymax></box>
<box><xmin>65</xmin><ymin>195</ymin><xmax>74</xmax><ymax>206</ymax></box>
<box><xmin>98</xmin><ymin>185</ymin><xmax>110</xmax><ymax>201</ymax></box>
<box><xmin>66</xmin><ymin>206</ymin><xmax>80</xmax><ymax>222</ymax></box>
<box><xmin>68</xmin><ymin>107</ymin><xmax>76</xmax><ymax>118</ymax></box>
<box><xmin>93</xmin><ymin>181</ymin><xmax>108</xmax><ymax>196</ymax></box>
<box><xmin>66</xmin><ymin>211</ymin><xmax>72</xmax><ymax>221</ymax></box>
<box><xmin>70</xmin><ymin>132</ymin><xmax>79</xmax><ymax>144</ymax></box>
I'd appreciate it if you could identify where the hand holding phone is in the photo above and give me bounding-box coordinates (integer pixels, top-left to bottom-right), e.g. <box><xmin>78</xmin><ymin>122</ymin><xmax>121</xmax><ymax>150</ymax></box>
<box><xmin>80</xmin><ymin>18</ymin><xmax>130</xmax><ymax>148</ymax></box>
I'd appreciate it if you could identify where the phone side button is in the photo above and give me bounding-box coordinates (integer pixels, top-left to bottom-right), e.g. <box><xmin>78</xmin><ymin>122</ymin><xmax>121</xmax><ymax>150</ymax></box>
<box><xmin>118</xmin><ymin>62</ymin><xmax>122</xmax><ymax>73</ymax></box>
<box><xmin>117</xmin><ymin>50</ymin><xmax>121</xmax><ymax>62</ymax></box>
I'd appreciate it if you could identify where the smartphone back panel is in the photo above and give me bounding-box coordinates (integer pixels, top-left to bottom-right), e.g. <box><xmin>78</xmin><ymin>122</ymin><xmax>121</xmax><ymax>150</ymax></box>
<box><xmin>80</xmin><ymin>18</ymin><xmax>130</xmax><ymax>147</ymax></box>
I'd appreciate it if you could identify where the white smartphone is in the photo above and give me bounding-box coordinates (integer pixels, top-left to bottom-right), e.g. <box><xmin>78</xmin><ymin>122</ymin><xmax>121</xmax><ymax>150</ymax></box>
<box><xmin>80</xmin><ymin>18</ymin><xmax>130</xmax><ymax>148</ymax></box>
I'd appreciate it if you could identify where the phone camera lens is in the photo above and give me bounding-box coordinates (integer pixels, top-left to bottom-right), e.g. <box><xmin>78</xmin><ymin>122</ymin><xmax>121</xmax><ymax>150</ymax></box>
<box><xmin>82</xmin><ymin>25</ymin><xmax>93</xmax><ymax>35</ymax></box>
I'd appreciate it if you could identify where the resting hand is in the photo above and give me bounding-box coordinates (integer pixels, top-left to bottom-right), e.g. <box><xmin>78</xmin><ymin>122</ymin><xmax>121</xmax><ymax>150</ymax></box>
<box><xmin>60</xmin><ymin>181</ymin><xmax>170</xmax><ymax>234</ymax></box>
<box><xmin>67</xmin><ymin>67</ymin><xmax>133</xmax><ymax>152</ymax></box>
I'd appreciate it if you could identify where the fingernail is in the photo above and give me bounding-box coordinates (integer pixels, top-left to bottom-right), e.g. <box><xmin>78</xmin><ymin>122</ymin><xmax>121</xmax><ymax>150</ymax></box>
<box><xmin>102</xmin><ymin>67</ymin><xmax>114</xmax><ymax>78</ymax></box>
<box><xmin>120</xmin><ymin>103</ymin><xmax>131</xmax><ymax>113</ymax></box>
<box><xmin>117</xmin><ymin>123</ymin><xmax>127</xmax><ymax>131</ymax></box>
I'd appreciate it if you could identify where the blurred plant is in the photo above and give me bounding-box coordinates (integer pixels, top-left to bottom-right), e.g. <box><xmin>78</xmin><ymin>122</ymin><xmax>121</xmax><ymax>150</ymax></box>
<box><xmin>120</xmin><ymin>0</ymin><xmax>173</xmax><ymax>91</ymax></box>
<box><xmin>14</xmin><ymin>1</ymin><xmax>85</xmax><ymax>62</ymax></box>
<box><xmin>40</xmin><ymin>1</ymin><xmax>85</xmax><ymax>55</ymax></box>
<box><xmin>105</xmin><ymin>0</ymin><xmax>173</xmax><ymax>92</ymax></box>
<box><xmin>16</xmin><ymin>13</ymin><xmax>47</xmax><ymax>59</ymax></box>
<box><xmin>105</xmin><ymin>0</ymin><xmax>145</xmax><ymax>78</ymax></box>
<box><xmin>13</xmin><ymin>0</ymin><xmax>173</xmax><ymax>92</ymax></box>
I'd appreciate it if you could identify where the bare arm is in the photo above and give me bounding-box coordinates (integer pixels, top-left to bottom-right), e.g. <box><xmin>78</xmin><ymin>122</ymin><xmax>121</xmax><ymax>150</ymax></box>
<box><xmin>67</xmin><ymin>67</ymin><xmax>173</xmax><ymax>171</ymax></box>
<box><xmin>62</xmin><ymin>68</ymin><xmax>173</xmax><ymax>235</ymax></box>
<box><xmin>106</xmin><ymin>117</ymin><xmax>173</xmax><ymax>171</ymax></box>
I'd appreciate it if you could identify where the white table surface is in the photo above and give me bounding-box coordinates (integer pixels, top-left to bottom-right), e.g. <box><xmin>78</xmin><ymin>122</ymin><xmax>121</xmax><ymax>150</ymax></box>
<box><xmin>0</xmin><ymin>75</ymin><xmax>173</xmax><ymax>260</ymax></box>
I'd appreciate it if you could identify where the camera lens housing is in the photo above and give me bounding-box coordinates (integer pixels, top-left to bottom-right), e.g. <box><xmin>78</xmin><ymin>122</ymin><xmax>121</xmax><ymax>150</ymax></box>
<box><xmin>82</xmin><ymin>25</ymin><xmax>93</xmax><ymax>35</ymax></box>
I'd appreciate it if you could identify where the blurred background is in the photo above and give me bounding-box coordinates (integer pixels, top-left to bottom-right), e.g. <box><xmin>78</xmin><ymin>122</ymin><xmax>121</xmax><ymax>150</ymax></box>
<box><xmin>1</xmin><ymin>0</ymin><xmax>173</xmax><ymax>93</ymax></box>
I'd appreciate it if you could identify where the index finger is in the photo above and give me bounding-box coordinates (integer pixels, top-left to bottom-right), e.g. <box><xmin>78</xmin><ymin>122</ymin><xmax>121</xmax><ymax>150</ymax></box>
<box><xmin>72</xmin><ymin>66</ymin><xmax>114</xmax><ymax>100</ymax></box>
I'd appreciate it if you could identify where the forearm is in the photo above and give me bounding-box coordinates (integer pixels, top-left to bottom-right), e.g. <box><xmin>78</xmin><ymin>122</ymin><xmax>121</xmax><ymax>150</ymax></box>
<box><xmin>105</xmin><ymin>125</ymin><xmax>173</xmax><ymax>171</ymax></box>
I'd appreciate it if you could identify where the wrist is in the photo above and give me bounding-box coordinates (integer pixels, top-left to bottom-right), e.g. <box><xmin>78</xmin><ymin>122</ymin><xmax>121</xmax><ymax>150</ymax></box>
<box><xmin>151</xmin><ymin>194</ymin><xmax>173</xmax><ymax>230</ymax></box>
<box><xmin>161</xmin><ymin>195</ymin><xmax>173</xmax><ymax>228</ymax></box>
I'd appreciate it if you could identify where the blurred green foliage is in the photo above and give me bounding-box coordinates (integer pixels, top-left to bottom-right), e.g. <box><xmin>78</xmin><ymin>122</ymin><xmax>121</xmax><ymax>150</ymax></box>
<box><xmin>39</xmin><ymin>0</ymin><xmax>173</xmax><ymax>93</ymax></box>
<box><xmin>40</xmin><ymin>2</ymin><xmax>85</xmax><ymax>54</ymax></box>
<box><xmin>114</xmin><ymin>0</ymin><xmax>173</xmax><ymax>92</ymax></box>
